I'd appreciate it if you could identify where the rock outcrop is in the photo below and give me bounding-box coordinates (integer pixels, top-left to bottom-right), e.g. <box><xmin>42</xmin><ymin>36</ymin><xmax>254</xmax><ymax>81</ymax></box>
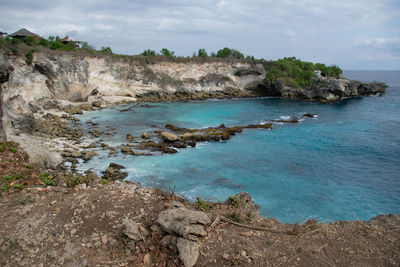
<box><xmin>262</xmin><ymin>75</ymin><xmax>387</xmax><ymax>103</ymax></box>
<box><xmin>155</xmin><ymin>202</ymin><xmax>211</xmax><ymax>267</ymax></box>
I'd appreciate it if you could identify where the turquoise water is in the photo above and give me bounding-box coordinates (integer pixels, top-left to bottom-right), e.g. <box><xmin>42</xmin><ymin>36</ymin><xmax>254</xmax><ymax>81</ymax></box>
<box><xmin>77</xmin><ymin>70</ymin><xmax>400</xmax><ymax>223</ymax></box>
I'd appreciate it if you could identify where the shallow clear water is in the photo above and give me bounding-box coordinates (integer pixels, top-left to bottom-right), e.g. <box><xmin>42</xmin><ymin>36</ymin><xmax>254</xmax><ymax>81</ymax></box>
<box><xmin>77</xmin><ymin>70</ymin><xmax>400</xmax><ymax>223</ymax></box>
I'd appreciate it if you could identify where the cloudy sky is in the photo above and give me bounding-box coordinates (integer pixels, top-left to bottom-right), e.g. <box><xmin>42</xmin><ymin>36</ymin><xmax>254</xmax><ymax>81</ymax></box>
<box><xmin>1</xmin><ymin>0</ymin><xmax>399</xmax><ymax>69</ymax></box>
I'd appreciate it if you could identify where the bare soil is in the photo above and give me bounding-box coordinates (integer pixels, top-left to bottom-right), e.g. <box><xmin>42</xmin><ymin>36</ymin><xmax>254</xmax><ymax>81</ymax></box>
<box><xmin>0</xmin><ymin>144</ymin><xmax>399</xmax><ymax>267</ymax></box>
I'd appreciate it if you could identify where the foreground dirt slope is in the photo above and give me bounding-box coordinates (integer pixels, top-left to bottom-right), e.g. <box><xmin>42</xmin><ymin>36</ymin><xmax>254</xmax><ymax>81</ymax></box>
<box><xmin>1</xmin><ymin>182</ymin><xmax>399</xmax><ymax>267</ymax></box>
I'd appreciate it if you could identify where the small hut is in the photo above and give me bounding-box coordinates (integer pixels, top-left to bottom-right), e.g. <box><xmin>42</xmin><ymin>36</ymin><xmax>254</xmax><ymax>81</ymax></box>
<box><xmin>0</xmin><ymin>31</ymin><xmax>7</xmax><ymax>37</ymax></box>
<box><xmin>8</xmin><ymin>28</ymin><xmax>40</xmax><ymax>40</ymax></box>
<box><xmin>61</xmin><ymin>36</ymin><xmax>82</xmax><ymax>48</ymax></box>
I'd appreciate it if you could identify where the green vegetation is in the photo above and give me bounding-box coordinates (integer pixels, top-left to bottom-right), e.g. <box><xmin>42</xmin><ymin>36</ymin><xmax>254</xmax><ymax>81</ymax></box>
<box><xmin>196</xmin><ymin>198</ymin><xmax>212</xmax><ymax>211</ymax></box>
<box><xmin>142</xmin><ymin>49</ymin><xmax>157</xmax><ymax>56</ymax></box>
<box><xmin>197</xmin><ymin>48</ymin><xmax>208</xmax><ymax>58</ymax></box>
<box><xmin>215</xmin><ymin>47</ymin><xmax>244</xmax><ymax>60</ymax></box>
<box><xmin>25</xmin><ymin>49</ymin><xmax>33</xmax><ymax>65</ymax></box>
<box><xmin>0</xmin><ymin>142</ymin><xmax>19</xmax><ymax>153</ymax></box>
<box><xmin>66</xmin><ymin>174</ymin><xmax>93</xmax><ymax>187</ymax></box>
<box><xmin>264</xmin><ymin>57</ymin><xmax>343</xmax><ymax>89</ymax></box>
<box><xmin>100</xmin><ymin>46</ymin><xmax>113</xmax><ymax>55</ymax></box>
<box><xmin>160</xmin><ymin>48</ymin><xmax>175</xmax><ymax>58</ymax></box>
<box><xmin>39</xmin><ymin>172</ymin><xmax>55</xmax><ymax>186</ymax></box>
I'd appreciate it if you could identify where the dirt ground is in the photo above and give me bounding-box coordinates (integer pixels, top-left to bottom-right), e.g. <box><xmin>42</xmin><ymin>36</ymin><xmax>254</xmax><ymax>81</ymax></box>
<box><xmin>1</xmin><ymin>143</ymin><xmax>399</xmax><ymax>267</ymax></box>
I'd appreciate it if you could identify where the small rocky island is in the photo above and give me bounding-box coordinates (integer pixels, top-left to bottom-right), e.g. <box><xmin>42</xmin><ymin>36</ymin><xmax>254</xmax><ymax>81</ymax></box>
<box><xmin>0</xmin><ymin>40</ymin><xmax>396</xmax><ymax>267</ymax></box>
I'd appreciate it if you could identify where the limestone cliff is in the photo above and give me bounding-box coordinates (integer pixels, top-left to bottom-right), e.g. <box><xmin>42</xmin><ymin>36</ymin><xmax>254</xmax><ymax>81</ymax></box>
<box><xmin>0</xmin><ymin>49</ymin><xmax>387</xmax><ymax>140</ymax></box>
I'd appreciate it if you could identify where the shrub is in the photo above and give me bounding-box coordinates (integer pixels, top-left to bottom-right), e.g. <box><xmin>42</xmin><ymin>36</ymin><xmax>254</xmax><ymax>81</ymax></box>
<box><xmin>39</xmin><ymin>38</ymin><xmax>49</xmax><ymax>47</ymax></box>
<box><xmin>197</xmin><ymin>48</ymin><xmax>208</xmax><ymax>58</ymax></box>
<box><xmin>196</xmin><ymin>198</ymin><xmax>212</xmax><ymax>211</ymax></box>
<box><xmin>66</xmin><ymin>174</ymin><xmax>93</xmax><ymax>187</ymax></box>
<box><xmin>216</xmin><ymin>47</ymin><xmax>244</xmax><ymax>60</ymax></box>
<box><xmin>25</xmin><ymin>49</ymin><xmax>34</xmax><ymax>65</ymax></box>
<box><xmin>160</xmin><ymin>48</ymin><xmax>175</xmax><ymax>58</ymax></box>
<box><xmin>100</xmin><ymin>46</ymin><xmax>113</xmax><ymax>55</ymax></box>
<box><xmin>24</xmin><ymin>36</ymin><xmax>35</xmax><ymax>46</ymax></box>
<box><xmin>11</xmin><ymin>47</ymin><xmax>18</xmax><ymax>55</ymax></box>
<box><xmin>142</xmin><ymin>49</ymin><xmax>157</xmax><ymax>56</ymax></box>
<box><xmin>39</xmin><ymin>173</ymin><xmax>55</xmax><ymax>186</ymax></box>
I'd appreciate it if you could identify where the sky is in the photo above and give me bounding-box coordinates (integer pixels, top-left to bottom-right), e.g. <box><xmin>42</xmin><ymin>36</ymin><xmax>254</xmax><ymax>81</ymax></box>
<box><xmin>1</xmin><ymin>0</ymin><xmax>399</xmax><ymax>70</ymax></box>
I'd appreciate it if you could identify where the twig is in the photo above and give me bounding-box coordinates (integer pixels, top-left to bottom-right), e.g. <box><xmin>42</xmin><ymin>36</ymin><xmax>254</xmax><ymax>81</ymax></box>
<box><xmin>220</xmin><ymin>216</ymin><xmax>292</xmax><ymax>234</ymax></box>
<box><xmin>210</xmin><ymin>216</ymin><xmax>220</xmax><ymax>228</ymax></box>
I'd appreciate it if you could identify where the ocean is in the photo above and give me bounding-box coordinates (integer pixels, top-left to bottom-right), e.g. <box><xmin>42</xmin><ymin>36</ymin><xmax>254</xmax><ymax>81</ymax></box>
<box><xmin>76</xmin><ymin>70</ymin><xmax>400</xmax><ymax>223</ymax></box>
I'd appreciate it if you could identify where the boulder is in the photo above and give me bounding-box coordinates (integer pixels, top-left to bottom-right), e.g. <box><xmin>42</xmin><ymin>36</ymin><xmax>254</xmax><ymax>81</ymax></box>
<box><xmin>161</xmin><ymin>131</ymin><xmax>178</xmax><ymax>142</ymax></box>
<box><xmin>177</xmin><ymin>238</ymin><xmax>200</xmax><ymax>267</ymax></box>
<box><xmin>126</xmin><ymin>133</ymin><xmax>134</xmax><ymax>142</ymax></box>
<box><xmin>44</xmin><ymin>152</ymin><xmax>63</xmax><ymax>169</ymax></box>
<box><xmin>156</xmin><ymin>207</ymin><xmax>210</xmax><ymax>240</ymax></box>
<box><xmin>141</xmin><ymin>132</ymin><xmax>150</xmax><ymax>139</ymax></box>
<box><xmin>103</xmin><ymin>163</ymin><xmax>128</xmax><ymax>181</ymax></box>
<box><xmin>122</xmin><ymin>217</ymin><xmax>147</xmax><ymax>241</ymax></box>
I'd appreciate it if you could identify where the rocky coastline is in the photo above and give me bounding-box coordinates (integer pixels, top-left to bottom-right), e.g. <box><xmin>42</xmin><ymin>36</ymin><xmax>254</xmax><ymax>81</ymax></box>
<box><xmin>0</xmin><ymin>49</ymin><xmax>397</xmax><ymax>266</ymax></box>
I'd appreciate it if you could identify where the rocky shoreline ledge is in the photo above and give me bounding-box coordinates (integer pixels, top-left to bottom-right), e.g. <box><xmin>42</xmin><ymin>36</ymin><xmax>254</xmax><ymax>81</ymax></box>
<box><xmin>1</xmin><ymin>142</ymin><xmax>399</xmax><ymax>266</ymax></box>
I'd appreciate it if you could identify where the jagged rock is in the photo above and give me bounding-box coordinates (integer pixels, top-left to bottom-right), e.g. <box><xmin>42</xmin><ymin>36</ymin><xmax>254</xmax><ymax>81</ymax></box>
<box><xmin>160</xmin><ymin>131</ymin><xmax>178</xmax><ymax>142</ymax></box>
<box><xmin>141</xmin><ymin>132</ymin><xmax>150</xmax><ymax>139</ymax></box>
<box><xmin>177</xmin><ymin>238</ymin><xmax>200</xmax><ymax>267</ymax></box>
<box><xmin>156</xmin><ymin>207</ymin><xmax>211</xmax><ymax>239</ymax></box>
<box><xmin>121</xmin><ymin>145</ymin><xmax>133</xmax><ymax>154</ymax></box>
<box><xmin>126</xmin><ymin>133</ymin><xmax>134</xmax><ymax>142</ymax></box>
<box><xmin>91</xmin><ymin>101</ymin><xmax>102</xmax><ymax>108</ymax></box>
<box><xmin>160</xmin><ymin>235</ymin><xmax>178</xmax><ymax>249</ymax></box>
<box><xmin>85</xmin><ymin>142</ymin><xmax>97</xmax><ymax>148</ymax></box>
<box><xmin>162</xmin><ymin>147</ymin><xmax>178</xmax><ymax>154</ymax></box>
<box><xmin>303</xmin><ymin>113</ymin><xmax>316</xmax><ymax>118</ymax></box>
<box><xmin>103</xmin><ymin>163</ymin><xmax>128</xmax><ymax>181</ymax></box>
<box><xmin>122</xmin><ymin>218</ymin><xmax>145</xmax><ymax>241</ymax></box>
<box><xmin>82</xmin><ymin>150</ymin><xmax>98</xmax><ymax>161</ymax></box>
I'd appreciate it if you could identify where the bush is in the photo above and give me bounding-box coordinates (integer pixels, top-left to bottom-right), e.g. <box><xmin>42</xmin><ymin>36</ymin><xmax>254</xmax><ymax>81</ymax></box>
<box><xmin>39</xmin><ymin>173</ymin><xmax>55</xmax><ymax>186</ymax></box>
<box><xmin>39</xmin><ymin>38</ymin><xmax>49</xmax><ymax>47</ymax></box>
<box><xmin>160</xmin><ymin>48</ymin><xmax>175</xmax><ymax>58</ymax></box>
<box><xmin>197</xmin><ymin>48</ymin><xmax>208</xmax><ymax>58</ymax></box>
<box><xmin>11</xmin><ymin>47</ymin><xmax>18</xmax><ymax>55</ymax></box>
<box><xmin>142</xmin><ymin>49</ymin><xmax>157</xmax><ymax>56</ymax></box>
<box><xmin>25</xmin><ymin>49</ymin><xmax>33</xmax><ymax>65</ymax></box>
<box><xmin>24</xmin><ymin>36</ymin><xmax>35</xmax><ymax>46</ymax></box>
<box><xmin>216</xmin><ymin>47</ymin><xmax>244</xmax><ymax>60</ymax></box>
<box><xmin>100</xmin><ymin>46</ymin><xmax>113</xmax><ymax>55</ymax></box>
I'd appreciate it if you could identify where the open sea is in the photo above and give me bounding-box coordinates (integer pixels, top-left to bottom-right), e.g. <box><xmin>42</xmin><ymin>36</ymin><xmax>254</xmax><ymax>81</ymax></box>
<box><xmin>76</xmin><ymin>70</ymin><xmax>400</xmax><ymax>223</ymax></box>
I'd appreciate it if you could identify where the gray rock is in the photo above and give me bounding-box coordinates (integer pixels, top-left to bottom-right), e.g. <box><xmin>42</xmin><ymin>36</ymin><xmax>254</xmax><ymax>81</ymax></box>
<box><xmin>141</xmin><ymin>132</ymin><xmax>150</xmax><ymax>139</ymax></box>
<box><xmin>160</xmin><ymin>131</ymin><xmax>178</xmax><ymax>142</ymax></box>
<box><xmin>177</xmin><ymin>238</ymin><xmax>199</xmax><ymax>267</ymax></box>
<box><xmin>156</xmin><ymin>207</ymin><xmax>210</xmax><ymax>239</ymax></box>
<box><xmin>122</xmin><ymin>218</ymin><xmax>144</xmax><ymax>241</ymax></box>
<box><xmin>44</xmin><ymin>152</ymin><xmax>63</xmax><ymax>169</ymax></box>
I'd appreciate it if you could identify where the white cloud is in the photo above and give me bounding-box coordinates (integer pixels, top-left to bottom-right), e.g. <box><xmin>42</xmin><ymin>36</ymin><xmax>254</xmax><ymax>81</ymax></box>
<box><xmin>0</xmin><ymin>0</ymin><xmax>399</xmax><ymax>69</ymax></box>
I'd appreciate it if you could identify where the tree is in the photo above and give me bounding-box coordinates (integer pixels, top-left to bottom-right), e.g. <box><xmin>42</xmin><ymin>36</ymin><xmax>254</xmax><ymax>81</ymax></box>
<box><xmin>142</xmin><ymin>49</ymin><xmax>157</xmax><ymax>56</ymax></box>
<box><xmin>100</xmin><ymin>46</ymin><xmax>113</xmax><ymax>55</ymax></box>
<box><xmin>160</xmin><ymin>48</ymin><xmax>175</xmax><ymax>58</ymax></box>
<box><xmin>197</xmin><ymin>48</ymin><xmax>208</xmax><ymax>58</ymax></box>
<box><xmin>216</xmin><ymin>47</ymin><xmax>244</xmax><ymax>59</ymax></box>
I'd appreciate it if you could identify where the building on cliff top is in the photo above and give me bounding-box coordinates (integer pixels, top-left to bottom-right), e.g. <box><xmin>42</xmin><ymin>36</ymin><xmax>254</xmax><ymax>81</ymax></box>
<box><xmin>61</xmin><ymin>36</ymin><xmax>82</xmax><ymax>48</ymax></box>
<box><xmin>8</xmin><ymin>28</ymin><xmax>40</xmax><ymax>40</ymax></box>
